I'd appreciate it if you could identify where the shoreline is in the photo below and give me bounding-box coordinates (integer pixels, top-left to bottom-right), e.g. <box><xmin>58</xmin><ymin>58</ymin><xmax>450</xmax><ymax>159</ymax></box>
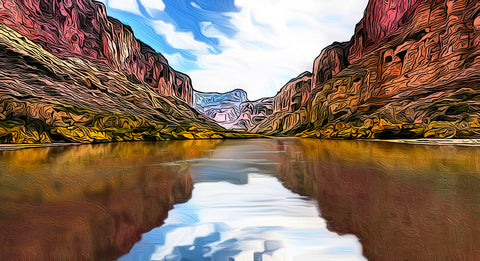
<box><xmin>371</xmin><ymin>139</ymin><xmax>480</xmax><ymax>146</ymax></box>
<box><xmin>0</xmin><ymin>143</ymin><xmax>83</xmax><ymax>151</ymax></box>
<box><xmin>3</xmin><ymin>138</ymin><xmax>480</xmax><ymax>151</ymax></box>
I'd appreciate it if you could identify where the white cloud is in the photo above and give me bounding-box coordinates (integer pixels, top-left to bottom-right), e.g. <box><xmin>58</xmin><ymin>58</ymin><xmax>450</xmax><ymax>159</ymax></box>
<box><xmin>152</xmin><ymin>20</ymin><xmax>211</xmax><ymax>53</ymax></box>
<box><xmin>100</xmin><ymin>0</ymin><xmax>369</xmax><ymax>100</ymax></box>
<box><xmin>186</xmin><ymin>0</ymin><xmax>369</xmax><ymax>100</ymax></box>
<box><xmin>105</xmin><ymin>0</ymin><xmax>142</xmax><ymax>16</ymax></box>
<box><xmin>190</xmin><ymin>2</ymin><xmax>201</xmax><ymax>9</ymax></box>
<box><xmin>139</xmin><ymin>0</ymin><xmax>165</xmax><ymax>16</ymax></box>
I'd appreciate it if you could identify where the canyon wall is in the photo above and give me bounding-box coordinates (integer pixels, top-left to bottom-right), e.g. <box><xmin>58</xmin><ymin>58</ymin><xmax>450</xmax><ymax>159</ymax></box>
<box><xmin>230</xmin><ymin>97</ymin><xmax>274</xmax><ymax>131</ymax></box>
<box><xmin>0</xmin><ymin>0</ymin><xmax>193</xmax><ymax>105</ymax></box>
<box><xmin>274</xmin><ymin>72</ymin><xmax>312</xmax><ymax>113</ymax></box>
<box><xmin>254</xmin><ymin>0</ymin><xmax>480</xmax><ymax>139</ymax></box>
<box><xmin>0</xmin><ymin>0</ymin><xmax>261</xmax><ymax>143</ymax></box>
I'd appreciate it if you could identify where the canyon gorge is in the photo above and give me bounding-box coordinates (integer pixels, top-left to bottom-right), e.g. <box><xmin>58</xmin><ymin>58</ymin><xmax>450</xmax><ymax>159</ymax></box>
<box><xmin>2</xmin><ymin>0</ymin><xmax>480</xmax><ymax>143</ymax></box>
<box><xmin>2</xmin><ymin>1</ymin><xmax>480</xmax><ymax>260</ymax></box>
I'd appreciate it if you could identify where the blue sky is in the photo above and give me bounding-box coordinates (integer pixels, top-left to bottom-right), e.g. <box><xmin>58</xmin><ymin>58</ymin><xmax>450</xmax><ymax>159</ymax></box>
<box><xmin>97</xmin><ymin>0</ymin><xmax>368</xmax><ymax>100</ymax></box>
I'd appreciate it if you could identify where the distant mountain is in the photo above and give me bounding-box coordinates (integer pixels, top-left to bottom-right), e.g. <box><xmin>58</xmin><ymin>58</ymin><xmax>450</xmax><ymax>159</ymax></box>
<box><xmin>193</xmin><ymin>89</ymin><xmax>248</xmax><ymax>128</ymax></box>
<box><xmin>252</xmin><ymin>0</ymin><xmax>480</xmax><ymax>139</ymax></box>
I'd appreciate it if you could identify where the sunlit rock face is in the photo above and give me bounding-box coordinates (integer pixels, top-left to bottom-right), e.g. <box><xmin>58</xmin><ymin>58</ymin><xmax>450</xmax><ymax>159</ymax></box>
<box><xmin>193</xmin><ymin>89</ymin><xmax>248</xmax><ymax>128</ymax></box>
<box><xmin>254</xmin><ymin>0</ymin><xmax>480</xmax><ymax>138</ymax></box>
<box><xmin>312</xmin><ymin>42</ymin><xmax>350</xmax><ymax>90</ymax></box>
<box><xmin>274</xmin><ymin>72</ymin><xmax>313</xmax><ymax>114</ymax></box>
<box><xmin>0</xmin><ymin>0</ymin><xmax>192</xmax><ymax>105</ymax></box>
<box><xmin>251</xmin><ymin>72</ymin><xmax>313</xmax><ymax>135</ymax></box>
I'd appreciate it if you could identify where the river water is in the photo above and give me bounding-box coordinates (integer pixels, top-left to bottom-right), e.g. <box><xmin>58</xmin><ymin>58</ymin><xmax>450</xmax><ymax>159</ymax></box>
<box><xmin>1</xmin><ymin>138</ymin><xmax>480</xmax><ymax>260</ymax></box>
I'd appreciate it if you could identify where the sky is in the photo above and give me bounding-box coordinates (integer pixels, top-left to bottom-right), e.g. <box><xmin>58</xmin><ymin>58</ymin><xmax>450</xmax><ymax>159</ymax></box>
<box><xmin>96</xmin><ymin>0</ymin><xmax>369</xmax><ymax>100</ymax></box>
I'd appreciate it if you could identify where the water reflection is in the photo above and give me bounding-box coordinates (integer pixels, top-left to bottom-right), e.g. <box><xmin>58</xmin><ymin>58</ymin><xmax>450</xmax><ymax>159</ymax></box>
<box><xmin>3</xmin><ymin>138</ymin><xmax>479</xmax><ymax>260</ymax></box>
<box><xmin>277</xmin><ymin>138</ymin><xmax>480</xmax><ymax>260</ymax></box>
<box><xmin>0</xmin><ymin>140</ymin><xmax>221</xmax><ymax>260</ymax></box>
<box><xmin>121</xmin><ymin>140</ymin><xmax>364</xmax><ymax>261</ymax></box>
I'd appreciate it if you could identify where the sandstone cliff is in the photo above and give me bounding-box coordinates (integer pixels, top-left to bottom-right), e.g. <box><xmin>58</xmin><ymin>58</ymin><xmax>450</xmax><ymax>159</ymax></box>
<box><xmin>255</xmin><ymin>0</ymin><xmax>480</xmax><ymax>139</ymax></box>
<box><xmin>0</xmin><ymin>0</ymin><xmax>193</xmax><ymax>105</ymax></box>
<box><xmin>0</xmin><ymin>0</ymin><xmax>257</xmax><ymax>143</ymax></box>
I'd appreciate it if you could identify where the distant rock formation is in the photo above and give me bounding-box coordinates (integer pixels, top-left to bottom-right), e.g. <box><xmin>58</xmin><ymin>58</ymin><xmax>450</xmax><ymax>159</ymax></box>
<box><xmin>193</xmin><ymin>89</ymin><xmax>275</xmax><ymax>131</ymax></box>
<box><xmin>193</xmin><ymin>89</ymin><xmax>248</xmax><ymax>128</ymax></box>
<box><xmin>254</xmin><ymin>0</ymin><xmax>480</xmax><ymax>139</ymax></box>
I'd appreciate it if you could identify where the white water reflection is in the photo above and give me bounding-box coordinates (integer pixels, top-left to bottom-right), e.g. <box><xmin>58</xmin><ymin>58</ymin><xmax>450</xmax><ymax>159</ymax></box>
<box><xmin>120</xmin><ymin>140</ymin><xmax>364</xmax><ymax>261</ymax></box>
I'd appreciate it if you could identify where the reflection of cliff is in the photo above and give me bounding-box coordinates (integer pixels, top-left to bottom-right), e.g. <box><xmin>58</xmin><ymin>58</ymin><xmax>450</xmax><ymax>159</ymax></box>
<box><xmin>276</xmin><ymin>139</ymin><xmax>480</xmax><ymax>260</ymax></box>
<box><xmin>0</xmin><ymin>140</ymin><xmax>221</xmax><ymax>260</ymax></box>
<box><xmin>254</xmin><ymin>0</ymin><xmax>480</xmax><ymax>138</ymax></box>
<box><xmin>0</xmin><ymin>0</ymin><xmax>262</xmax><ymax>143</ymax></box>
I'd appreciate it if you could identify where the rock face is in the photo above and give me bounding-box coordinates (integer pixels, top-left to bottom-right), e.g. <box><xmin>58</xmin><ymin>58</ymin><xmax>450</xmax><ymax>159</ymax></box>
<box><xmin>230</xmin><ymin>97</ymin><xmax>274</xmax><ymax>131</ymax></box>
<box><xmin>274</xmin><ymin>72</ymin><xmax>312</xmax><ymax>113</ymax></box>
<box><xmin>0</xmin><ymin>0</ymin><xmax>193</xmax><ymax>105</ymax></box>
<box><xmin>254</xmin><ymin>0</ymin><xmax>480</xmax><ymax>139</ymax></box>
<box><xmin>193</xmin><ymin>89</ymin><xmax>248</xmax><ymax>128</ymax></box>
<box><xmin>0</xmin><ymin>1</ymin><xmax>260</xmax><ymax>143</ymax></box>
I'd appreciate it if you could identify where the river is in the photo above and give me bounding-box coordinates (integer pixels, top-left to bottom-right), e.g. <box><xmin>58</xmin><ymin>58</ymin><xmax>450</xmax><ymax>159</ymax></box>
<box><xmin>1</xmin><ymin>138</ymin><xmax>479</xmax><ymax>260</ymax></box>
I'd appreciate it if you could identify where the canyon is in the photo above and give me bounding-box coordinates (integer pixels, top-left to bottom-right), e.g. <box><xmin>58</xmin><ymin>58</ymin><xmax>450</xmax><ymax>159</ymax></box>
<box><xmin>2</xmin><ymin>1</ymin><xmax>480</xmax><ymax>260</ymax></box>
<box><xmin>2</xmin><ymin>0</ymin><xmax>480</xmax><ymax>143</ymax></box>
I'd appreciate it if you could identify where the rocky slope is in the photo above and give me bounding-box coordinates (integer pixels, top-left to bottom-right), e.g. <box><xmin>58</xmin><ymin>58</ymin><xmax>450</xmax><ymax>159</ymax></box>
<box><xmin>0</xmin><ymin>0</ymin><xmax>256</xmax><ymax>143</ymax></box>
<box><xmin>0</xmin><ymin>0</ymin><xmax>193</xmax><ymax>105</ymax></box>
<box><xmin>193</xmin><ymin>89</ymin><xmax>248</xmax><ymax>128</ymax></box>
<box><xmin>254</xmin><ymin>0</ymin><xmax>480</xmax><ymax>139</ymax></box>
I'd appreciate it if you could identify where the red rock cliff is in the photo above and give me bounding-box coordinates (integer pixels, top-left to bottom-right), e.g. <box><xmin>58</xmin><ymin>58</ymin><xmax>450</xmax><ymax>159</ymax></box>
<box><xmin>0</xmin><ymin>0</ymin><xmax>262</xmax><ymax>143</ymax></box>
<box><xmin>348</xmin><ymin>0</ymin><xmax>422</xmax><ymax>63</ymax></box>
<box><xmin>0</xmin><ymin>0</ymin><xmax>193</xmax><ymax>106</ymax></box>
<box><xmin>274</xmin><ymin>72</ymin><xmax>312</xmax><ymax>113</ymax></box>
<box><xmin>254</xmin><ymin>0</ymin><xmax>480</xmax><ymax>138</ymax></box>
